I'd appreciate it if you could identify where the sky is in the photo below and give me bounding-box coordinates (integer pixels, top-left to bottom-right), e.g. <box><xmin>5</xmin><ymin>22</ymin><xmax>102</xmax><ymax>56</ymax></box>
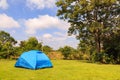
<box><xmin>0</xmin><ymin>0</ymin><xmax>79</xmax><ymax>50</ymax></box>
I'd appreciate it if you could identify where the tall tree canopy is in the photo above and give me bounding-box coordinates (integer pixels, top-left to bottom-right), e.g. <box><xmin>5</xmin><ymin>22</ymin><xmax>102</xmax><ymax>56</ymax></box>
<box><xmin>56</xmin><ymin>0</ymin><xmax>120</xmax><ymax>54</ymax></box>
<box><xmin>0</xmin><ymin>31</ymin><xmax>17</xmax><ymax>45</ymax></box>
<box><xmin>0</xmin><ymin>31</ymin><xmax>17</xmax><ymax>58</ymax></box>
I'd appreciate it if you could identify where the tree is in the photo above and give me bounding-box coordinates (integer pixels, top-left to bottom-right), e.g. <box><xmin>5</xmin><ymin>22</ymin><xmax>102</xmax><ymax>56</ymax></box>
<box><xmin>56</xmin><ymin>0</ymin><xmax>120</xmax><ymax>57</ymax></box>
<box><xmin>58</xmin><ymin>46</ymin><xmax>74</xmax><ymax>59</ymax></box>
<box><xmin>0</xmin><ymin>31</ymin><xmax>17</xmax><ymax>45</ymax></box>
<box><xmin>43</xmin><ymin>45</ymin><xmax>53</xmax><ymax>54</ymax></box>
<box><xmin>36</xmin><ymin>43</ymin><xmax>42</xmax><ymax>51</ymax></box>
<box><xmin>19</xmin><ymin>37</ymin><xmax>42</xmax><ymax>52</ymax></box>
<box><xmin>0</xmin><ymin>31</ymin><xmax>17</xmax><ymax>59</ymax></box>
<box><xmin>103</xmin><ymin>29</ymin><xmax>120</xmax><ymax>64</ymax></box>
<box><xmin>26</xmin><ymin>37</ymin><xmax>38</xmax><ymax>50</ymax></box>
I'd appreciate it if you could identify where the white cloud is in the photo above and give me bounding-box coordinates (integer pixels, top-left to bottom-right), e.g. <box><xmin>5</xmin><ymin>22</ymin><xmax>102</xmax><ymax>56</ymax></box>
<box><xmin>25</xmin><ymin>15</ymin><xmax>70</xmax><ymax>34</ymax></box>
<box><xmin>11</xmin><ymin>30</ymin><xmax>16</xmax><ymax>34</ymax></box>
<box><xmin>0</xmin><ymin>0</ymin><xmax>8</xmax><ymax>10</ymax></box>
<box><xmin>0</xmin><ymin>14</ymin><xmax>20</xmax><ymax>28</ymax></box>
<box><xmin>26</xmin><ymin>0</ymin><xmax>56</xmax><ymax>10</ymax></box>
<box><xmin>50</xmin><ymin>36</ymin><xmax>79</xmax><ymax>50</ymax></box>
<box><xmin>37</xmin><ymin>32</ymin><xmax>79</xmax><ymax>50</ymax></box>
<box><xmin>54</xmin><ymin>32</ymin><xmax>67</xmax><ymax>37</ymax></box>
<box><xmin>43</xmin><ymin>33</ymin><xmax>52</xmax><ymax>39</ymax></box>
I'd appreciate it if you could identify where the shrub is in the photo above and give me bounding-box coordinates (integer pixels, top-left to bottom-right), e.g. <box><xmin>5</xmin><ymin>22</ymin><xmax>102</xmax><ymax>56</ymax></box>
<box><xmin>47</xmin><ymin>51</ymin><xmax>64</xmax><ymax>60</ymax></box>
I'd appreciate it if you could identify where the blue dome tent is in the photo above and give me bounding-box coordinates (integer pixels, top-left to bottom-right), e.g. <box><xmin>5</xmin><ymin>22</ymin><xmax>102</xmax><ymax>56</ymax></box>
<box><xmin>15</xmin><ymin>50</ymin><xmax>53</xmax><ymax>70</ymax></box>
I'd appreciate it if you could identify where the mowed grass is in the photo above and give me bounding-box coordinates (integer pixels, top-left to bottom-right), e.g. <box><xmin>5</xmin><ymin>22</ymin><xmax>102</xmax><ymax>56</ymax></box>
<box><xmin>0</xmin><ymin>60</ymin><xmax>120</xmax><ymax>80</ymax></box>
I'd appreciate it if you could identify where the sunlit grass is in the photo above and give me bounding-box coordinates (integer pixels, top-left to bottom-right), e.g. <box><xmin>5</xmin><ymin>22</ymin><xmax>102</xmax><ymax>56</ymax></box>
<box><xmin>0</xmin><ymin>60</ymin><xmax>120</xmax><ymax>80</ymax></box>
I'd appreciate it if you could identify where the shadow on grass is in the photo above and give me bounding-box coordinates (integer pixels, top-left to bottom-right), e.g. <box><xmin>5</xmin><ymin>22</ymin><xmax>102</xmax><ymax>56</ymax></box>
<box><xmin>14</xmin><ymin>66</ymin><xmax>53</xmax><ymax>70</ymax></box>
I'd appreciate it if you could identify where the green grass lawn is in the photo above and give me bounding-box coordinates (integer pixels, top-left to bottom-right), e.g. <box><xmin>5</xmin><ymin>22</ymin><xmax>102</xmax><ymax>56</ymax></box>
<box><xmin>0</xmin><ymin>60</ymin><xmax>120</xmax><ymax>80</ymax></box>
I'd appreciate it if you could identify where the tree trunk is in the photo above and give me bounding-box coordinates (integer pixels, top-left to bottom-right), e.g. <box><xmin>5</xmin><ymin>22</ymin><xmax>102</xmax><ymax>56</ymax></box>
<box><xmin>97</xmin><ymin>38</ymin><xmax>101</xmax><ymax>53</ymax></box>
<box><xmin>95</xmin><ymin>29</ymin><xmax>101</xmax><ymax>53</ymax></box>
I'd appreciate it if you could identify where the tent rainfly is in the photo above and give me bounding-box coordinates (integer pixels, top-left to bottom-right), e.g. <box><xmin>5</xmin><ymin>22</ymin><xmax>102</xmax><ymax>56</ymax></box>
<box><xmin>15</xmin><ymin>50</ymin><xmax>53</xmax><ymax>70</ymax></box>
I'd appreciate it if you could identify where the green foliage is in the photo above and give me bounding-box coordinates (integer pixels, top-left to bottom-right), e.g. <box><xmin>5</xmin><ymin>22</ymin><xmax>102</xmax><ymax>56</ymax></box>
<box><xmin>89</xmin><ymin>52</ymin><xmax>110</xmax><ymax>63</ymax></box>
<box><xmin>58</xmin><ymin>46</ymin><xmax>71</xmax><ymax>59</ymax></box>
<box><xmin>0</xmin><ymin>31</ymin><xmax>53</xmax><ymax>59</ymax></box>
<box><xmin>26</xmin><ymin>37</ymin><xmax>38</xmax><ymax>49</ymax></box>
<box><xmin>19</xmin><ymin>37</ymin><xmax>42</xmax><ymax>53</ymax></box>
<box><xmin>18</xmin><ymin>37</ymin><xmax>53</xmax><ymax>55</ymax></box>
<box><xmin>0</xmin><ymin>31</ymin><xmax>17</xmax><ymax>59</ymax></box>
<box><xmin>56</xmin><ymin>0</ymin><xmax>120</xmax><ymax>63</ymax></box>
<box><xmin>103</xmin><ymin>30</ymin><xmax>120</xmax><ymax>64</ymax></box>
<box><xmin>0</xmin><ymin>31</ymin><xmax>17</xmax><ymax>45</ymax></box>
<box><xmin>43</xmin><ymin>45</ymin><xmax>53</xmax><ymax>54</ymax></box>
<box><xmin>58</xmin><ymin>46</ymin><xmax>77</xmax><ymax>59</ymax></box>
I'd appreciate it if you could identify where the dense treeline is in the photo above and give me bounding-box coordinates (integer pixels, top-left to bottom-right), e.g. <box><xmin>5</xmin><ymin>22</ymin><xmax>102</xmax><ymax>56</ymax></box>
<box><xmin>0</xmin><ymin>31</ymin><xmax>53</xmax><ymax>59</ymax></box>
<box><xmin>0</xmin><ymin>30</ymin><xmax>120</xmax><ymax>64</ymax></box>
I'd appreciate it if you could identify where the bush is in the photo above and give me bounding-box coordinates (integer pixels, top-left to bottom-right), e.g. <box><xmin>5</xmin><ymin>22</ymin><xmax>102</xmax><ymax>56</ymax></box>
<box><xmin>47</xmin><ymin>51</ymin><xmax>64</xmax><ymax>60</ymax></box>
<box><xmin>82</xmin><ymin>54</ymin><xmax>90</xmax><ymax>60</ymax></box>
<box><xmin>89</xmin><ymin>52</ymin><xmax>117</xmax><ymax>64</ymax></box>
<box><xmin>68</xmin><ymin>52</ymin><xmax>83</xmax><ymax>60</ymax></box>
